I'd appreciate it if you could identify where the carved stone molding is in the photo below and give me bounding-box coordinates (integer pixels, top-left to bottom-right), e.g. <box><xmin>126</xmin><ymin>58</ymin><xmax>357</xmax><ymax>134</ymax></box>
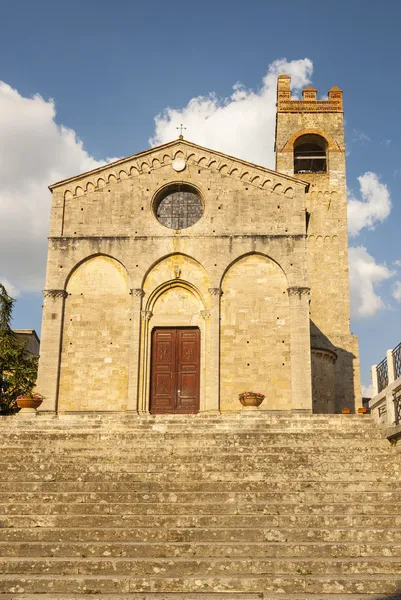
<box><xmin>130</xmin><ymin>289</ymin><xmax>145</xmax><ymax>297</ymax></box>
<box><xmin>208</xmin><ymin>287</ymin><xmax>223</xmax><ymax>297</ymax></box>
<box><xmin>287</xmin><ymin>286</ymin><xmax>310</xmax><ymax>297</ymax></box>
<box><xmin>311</xmin><ymin>346</ymin><xmax>338</xmax><ymax>364</ymax></box>
<box><xmin>141</xmin><ymin>310</ymin><xmax>153</xmax><ymax>321</ymax></box>
<box><xmin>201</xmin><ymin>310</ymin><xmax>211</xmax><ymax>320</ymax></box>
<box><xmin>43</xmin><ymin>289</ymin><xmax>67</xmax><ymax>299</ymax></box>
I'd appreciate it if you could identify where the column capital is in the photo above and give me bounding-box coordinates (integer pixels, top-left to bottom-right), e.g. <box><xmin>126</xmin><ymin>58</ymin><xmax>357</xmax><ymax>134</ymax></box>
<box><xmin>43</xmin><ymin>289</ymin><xmax>67</xmax><ymax>298</ymax></box>
<box><xmin>287</xmin><ymin>286</ymin><xmax>310</xmax><ymax>297</ymax></box>
<box><xmin>208</xmin><ymin>287</ymin><xmax>223</xmax><ymax>297</ymax></box>
<box><xmin>141</xmin><ymin>310</ymin><xmax>153</xmax><ymax>321</ymax></box>
<box><xmin>130</xmin><ymin>288</ymin><xmax>145</xmax><ymax>297</ymax></box>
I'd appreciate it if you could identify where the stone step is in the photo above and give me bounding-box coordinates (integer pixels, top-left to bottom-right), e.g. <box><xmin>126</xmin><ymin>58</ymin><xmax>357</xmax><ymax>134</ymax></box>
<box><xmin>0</xmin><ymin>595</ymin><xmax>399</xmax><ymax>600</ymax></box>
<box><xmin>2</xmin><ymin>441</ymin><xmax>388</xmax><ymax>452</ymax></box>
<box><xmin>1</xmin><ymin>527</ymin><xmax>401</xmax><ymax>544</ymax></box>
<box><xmin>2</xmin><ymin>514</ymin><xmax>401</xmax><ymax>530</ymax></box>
<box><xmin>1</xmin><ymin>430</ymin><xmax>380</xmax><ymax>439</ymax></box>
<box><xmin>0</xmin><ymin>413</ymin><xmax>376</xmax><ymax>425</ymax></box>
<box><xmin>8</xmin><ymin>513</ymin><xmax>401</xmax><ymax>529</ymax></box>
<box><xmin>2</xmin><ymin>540</ymin><xmax>401</xmax><ymax>558</ymax></box>
<box><xmin>1</xmin><ymin>470</ymin><xmax>397</xmax><ymax>483</ymax></box>
<box><xmin>2</xmin><ymin>501</ymin><xmax>401</xmax><ymax>516</ymax></box>
<box><xmin>1</xmin><ymin>453</ymin><xmax>396</xmax><ymax>466</ymax></box>
<box><xmin>2</xmin><ymin>556</ymin><xmax>401</xmax><ymax>576</ymax></box>
<box><xmin>1</xmin><ymin>447</ymin><xmax>391</xmax><ymax>459</ymax></box>
<box><xmin>0</xmin><ymin>413</ymin><xmax>397</xmax><ymax>598</ymax></box>
<box><xmin>0</xmin><ymin>480</ymin><xmax>396</xmax><ymax>493</ymax></box>
<box><xmin>1</xmin><ymin>432</ymin><xmax>387</xmax><ymax>441</ymax></box>
<box><xmin>1</xmin><ymin>490</ymin><xmax>401</xmax><ymax>503</ymax></box>
<box><xmin>0</xmin><ymin>424</ymin><xmax>381</xmax><ymax>433</ymax></box>
<box><xmin>0</xmin><ymin>573</ymin><xmax>401</xmax><ymax>595</ymax></box>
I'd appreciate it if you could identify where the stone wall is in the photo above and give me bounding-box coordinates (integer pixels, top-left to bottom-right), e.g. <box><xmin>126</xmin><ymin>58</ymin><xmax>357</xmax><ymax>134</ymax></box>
<box><xmin>275</xmin><ymin>75</ymin><xmax>361</xmax><ymax>411</ymax></box>
<box><xmin>220</xmin><ymin>254</ymin><xmax>291</xmax><ymax>411</ymax></box>
<box><xmin>58</xmin><ymin>256</ymin><xmax>130</xmax><ymax>411</ymax></box>
<box><xmin>37</xmin><ymin>109</ymin><xmax>342</xmax><ymax>413</ymax></box>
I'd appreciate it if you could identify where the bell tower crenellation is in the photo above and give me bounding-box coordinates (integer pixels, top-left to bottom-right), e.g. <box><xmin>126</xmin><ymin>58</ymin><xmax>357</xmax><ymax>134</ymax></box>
<box><xmin>275</xmin><ymin>74</ymin><xmax>361</xmax><ymax>412</ymax></box>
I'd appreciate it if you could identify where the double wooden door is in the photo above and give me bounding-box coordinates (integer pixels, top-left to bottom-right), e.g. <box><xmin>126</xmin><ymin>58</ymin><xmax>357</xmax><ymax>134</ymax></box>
<box><xmin>150</xmin><ymin>328</ymin><xmax>200</xmax><ymax>414</ymax></box>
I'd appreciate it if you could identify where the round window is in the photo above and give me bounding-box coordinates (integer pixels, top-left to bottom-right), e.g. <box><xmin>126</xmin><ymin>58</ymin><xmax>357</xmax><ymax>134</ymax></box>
<box><xmin>154</xmin><ymin>184</ymin><xmax>203</xmax><ymax>229</ymax></box>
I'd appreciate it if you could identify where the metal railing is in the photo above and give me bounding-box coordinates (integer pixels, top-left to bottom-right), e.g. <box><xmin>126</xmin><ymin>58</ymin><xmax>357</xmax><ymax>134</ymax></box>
<box><xmin>371</xmin><ymin>344</ymin><xmax>401</xmax><ymax>428</ymax></box>
<box><xmin>394</xmin><ymin>342</ymin><xmax>401</xmax><ymax>380</ymax></box>
<box><xmin>377</xmin><ymin>357</ymin><xmax>389</xmax><ymax>393</ymax></box>
<box><xmin>394</xmin><ymin>390</ymin><xmax>401</xmax><ymax>426</ymax></box>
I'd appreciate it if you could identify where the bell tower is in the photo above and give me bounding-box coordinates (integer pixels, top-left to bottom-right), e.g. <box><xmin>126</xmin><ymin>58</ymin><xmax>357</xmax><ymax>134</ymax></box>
<box><xmin>275</xmin><ymin>74</ymin><xmax>361</xmax><ymax>412</ymax></box>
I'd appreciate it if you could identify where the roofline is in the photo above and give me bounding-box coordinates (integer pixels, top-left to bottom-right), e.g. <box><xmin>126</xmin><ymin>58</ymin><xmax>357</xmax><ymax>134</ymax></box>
<box><xmin>13</xmin><ymin>329</ymin><xmax>40</xmax><ymax>344</ymax></box>
<box><xmin>49</xmin><ymin>138</ymin><xmax>310</xmax><ymax>190</ymax></box>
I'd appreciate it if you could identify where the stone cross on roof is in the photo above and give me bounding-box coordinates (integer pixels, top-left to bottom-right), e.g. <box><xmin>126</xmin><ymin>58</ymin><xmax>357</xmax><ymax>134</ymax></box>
<box><xmin>177</xmin><ymin>124</ymin><xmax>186</xmax><ymax>139</ymax></box>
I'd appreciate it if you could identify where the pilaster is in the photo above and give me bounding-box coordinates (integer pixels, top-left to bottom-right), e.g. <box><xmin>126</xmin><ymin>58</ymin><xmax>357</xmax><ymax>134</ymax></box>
<box><xmin>287</xmin><ymin>286</ymin><xmax>312</xmax><ymax>411</ymax></box>
<box><xmin>207</xmin><ymin>288</ymin><xmax>222</xmax><ymax>412</ymax></box>
<box><xmin>127</xmin><ymin>289</ymin><xmax>144</xmax><ymax>411</ymax></box>
<box><xmin>138</xmin><ymin>309</ymin><xmax>153</xmax><ymax>413</ymax></box>
<box><xmin>37</xmin><ymin>289</ymin><xmax>67</xmax><ymax>413</ymax></box>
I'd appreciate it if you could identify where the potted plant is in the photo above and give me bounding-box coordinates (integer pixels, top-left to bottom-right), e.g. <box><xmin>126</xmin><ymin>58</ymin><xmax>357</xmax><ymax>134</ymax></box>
<box><xmin>341</xmin><ymin>407</ymin><xmax>351</xmax><ymax>414</ymax></box>
<box><xmin>239</xmin><ymin>391</ymin><xmax>265</xmax><ymax>408</ymax></box>
<box><xmin>16</xmin><ymin>392</ymin><xmax>44</xmax><ymax>413</ymax></box>
<box><xmin>357</xmin><ymin>407</ymin><xmax>367</xmax><ymax>414</ymax></box>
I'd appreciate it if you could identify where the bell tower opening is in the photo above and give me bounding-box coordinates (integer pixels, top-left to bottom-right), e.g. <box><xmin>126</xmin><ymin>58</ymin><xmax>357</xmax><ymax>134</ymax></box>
<box><xmin>294</xmin><ymin>134</ymin><xmax>327</xmax><ymax>174</ymax></box>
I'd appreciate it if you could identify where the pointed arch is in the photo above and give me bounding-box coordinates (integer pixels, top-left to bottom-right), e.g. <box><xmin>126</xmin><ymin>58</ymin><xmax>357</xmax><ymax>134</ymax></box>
<box><xmin>64</xmin><ymin>253</ymin><xmax>129</xmax><ymax>291</ymax></box>
<box><xmin>59</xmin><ymin>254</ymin><xmax>130</xmax><ymax>412</ymax></box>
<box><xmin>220</xmin><ymin>252</ymin><xmax>291</xmax><ymax>412</ymax></box>
<box><xmin>280</xmin><ymin>128</ymin><xmax>340</xmax><ymax>153</ymax></box>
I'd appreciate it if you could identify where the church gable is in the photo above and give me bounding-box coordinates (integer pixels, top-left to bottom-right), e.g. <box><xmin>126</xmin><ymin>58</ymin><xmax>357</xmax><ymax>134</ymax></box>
<box><xmin>51</xmin><ymin>139</ymin><xmax>307</xmax><ymax>199</ymax></box>
<box><xmin>50</xmin><ymin>139</ymin><xmax>308</xmax><ymax>239</ymax></box>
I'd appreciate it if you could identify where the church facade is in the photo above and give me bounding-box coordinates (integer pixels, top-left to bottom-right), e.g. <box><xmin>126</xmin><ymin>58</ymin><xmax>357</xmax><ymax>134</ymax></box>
<box><xmin>37</xmin><ymin>75</ymin><xmax>361</xmax><ymax>414</ymax></box>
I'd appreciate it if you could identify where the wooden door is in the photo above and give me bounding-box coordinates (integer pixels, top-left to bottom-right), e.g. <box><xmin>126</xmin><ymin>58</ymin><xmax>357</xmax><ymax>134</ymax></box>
<box><xmin>150</xmin><ymin>328</ymin><xmax>200</xmax><ymax>414</ymax></box>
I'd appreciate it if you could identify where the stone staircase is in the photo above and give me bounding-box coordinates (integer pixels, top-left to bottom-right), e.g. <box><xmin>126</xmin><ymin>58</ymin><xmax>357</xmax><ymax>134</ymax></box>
<box><xmin>0</xmin><ymin>412</ymin><xmax>400</xmax><ymax>600</ymax></box>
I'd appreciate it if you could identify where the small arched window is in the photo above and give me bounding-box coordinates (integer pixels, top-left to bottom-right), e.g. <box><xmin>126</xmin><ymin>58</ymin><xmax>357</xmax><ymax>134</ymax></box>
<box><xmin>294</xmin><ymin>134</ymin><xmax>327</xmax><ymax>174</ymax></box>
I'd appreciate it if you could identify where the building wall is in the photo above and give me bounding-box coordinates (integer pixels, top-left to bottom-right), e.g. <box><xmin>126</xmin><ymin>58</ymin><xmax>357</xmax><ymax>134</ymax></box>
<box><xmin>37</xmin><ymin>132</ymin><xmax>315</xmax><ymax>413</ymax></box>
<box><xmin>275</xmin><ymin>76</ymin><xmax>361</xmax><ymax>411</ymax></box>
<box><xmin>58</xmin><ymin>256</ymin><xmax>130</xmax><ymax>411</ymax></box>
<box><xmin>220</xmin><ymin>254</ymin><xmax>291</xmax><ymax>411</ymax></box>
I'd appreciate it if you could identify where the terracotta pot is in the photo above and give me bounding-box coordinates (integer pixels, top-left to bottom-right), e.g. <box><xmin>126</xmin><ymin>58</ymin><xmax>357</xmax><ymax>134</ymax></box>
<box><xmin>239</xmin><ymin>394</ymin><xmax>265</xmax><ymax>408</ymax></box>
<box><xmin>17</xmin><ymin>396</ymin><xmax>43</xmax><ymax>413</ymax></box>
<box><xmin>341</xmin><ymin>408</ymin><xmax>351</xmax><ymax>414</ymax></box>
<box><xmin>358</xmin><ymin>407</ymin><xmax>367</xmax><ymax>414</ymax></box>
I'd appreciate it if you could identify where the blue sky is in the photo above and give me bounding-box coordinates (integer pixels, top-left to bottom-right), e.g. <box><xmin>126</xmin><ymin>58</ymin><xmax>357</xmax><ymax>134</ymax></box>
<box><xmin>1</xmin><ymin>0</ymin><xmax>400</xmax><ymax>393</ymax></box>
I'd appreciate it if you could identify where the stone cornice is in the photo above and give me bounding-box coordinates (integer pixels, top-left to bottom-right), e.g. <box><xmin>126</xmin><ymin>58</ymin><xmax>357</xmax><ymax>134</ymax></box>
<box><xmin>311</xmin><ymin>346</ymin><xmax>338</xmax><ymax>363</ymax></box>
<box><xmin>51</xmin><ymin>140</ymin><xmax>309</xmax><ymax>201</ymax></box>
<box><xmin>43</xmin><ymin>289</ymin><xmax>68</xmax><ymax>298</ymax></box>
<box><xmin>287</xmin><ymin>286</ymin><xmax>310</xmax><ymax>297</ymax></box>
<box><xmin>278</xmin><ymin>100</ymin><xmax>343</xmax><ymax>113</ymax></box>
<box><xmin>49</xmin><ymin>234</ymin><xmax>307</xmax><ymax>242</ymax></box>
<box><xmin>130</xmin><ymin>289</ymin><xmax>145</xmax><ymax>297</ymax></box>
<box><xmin>208</xmin><ymin>288</ymin><xmax>223</xmax><ymax>297</ymax></box>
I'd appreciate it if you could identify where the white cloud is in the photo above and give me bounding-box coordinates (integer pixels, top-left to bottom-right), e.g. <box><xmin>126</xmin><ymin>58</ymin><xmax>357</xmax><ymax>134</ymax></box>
<box><xmin>361</xmin><ymin>383</ymin><xmax>374</xmax><ymax>398</ymax></box>
<box><xmin>150</xmin><ymin>58</ymin><xmax>313</xmax><ymax>167</ymax></box>
<box><xmin>393</xmin><ymin>260</ymin><xmax>401</xmax><ymax>267</ymax></box>
<box><xmin>347</xmin><ymin>172</ymin><xmax>392</xmax><ymax>237</ymax></box>
<box><xmin>351</xmin><ymin>129</ymin><xmax>370</xmax><ymax>144</ymax></box>
<box><xmin>349</xmin><ymin>246</ymin><xmax>394</xmax><ymax>318</ymax></box>
<box><xmin>0</xmin><ymin>81</ymin><xmax>111</xmax><ymax>294</ymax></box>
<box><xmin>392</xmin><ymin>281</ymin><xmax>401</xmax><ymax>302</ymax></box>
<box><xmin>0</xmin><ymin>278</ymin><xmax>20</xmax><ymax>298</ymax></box>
